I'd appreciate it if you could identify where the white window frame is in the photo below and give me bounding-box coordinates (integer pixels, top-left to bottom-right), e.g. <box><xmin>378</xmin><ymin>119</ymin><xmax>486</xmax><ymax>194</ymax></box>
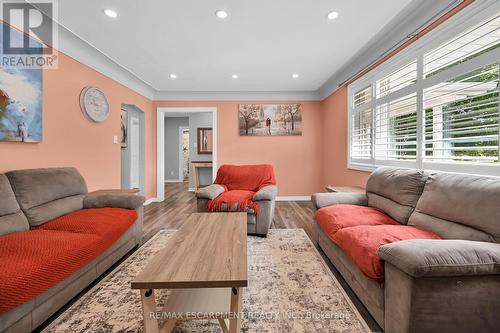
<box><xmin>348</xmin><ymin>0</ymin><xmax>500</xmax><ymax>177</ymax></box>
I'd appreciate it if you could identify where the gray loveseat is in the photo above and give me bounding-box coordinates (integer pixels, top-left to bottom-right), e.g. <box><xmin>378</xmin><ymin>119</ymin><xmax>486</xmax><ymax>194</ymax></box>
<box><xmin>0</xmin><ymin>167</ymin><xmax>144</xmax><ymax>333</ymax></box>
<box><xmin>312</xmin><ymin>167</ymin><xmax>500</xmax><ymax>333</ymax></box>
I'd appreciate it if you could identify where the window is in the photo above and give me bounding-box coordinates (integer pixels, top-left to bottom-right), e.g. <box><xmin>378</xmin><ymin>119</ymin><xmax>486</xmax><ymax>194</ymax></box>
<box><xmin>424</xmin><ymin>64</ymin><xmax>499</xmax><ymax>163</ymax></box>
<box><xmin>376</xmin><ymin>61</ymin><xmax>417</xmax><ymax>98</ymax></box>
<box><xmin>375</xmin><ymin>94</ymin><xmax>417</xmax><ymax>161</ymax></box>
<box><xmin>353</xmin><ymin>86</ymin><xmax>372</xmax><ymax>108</ymax></box>
<box><xmin>348</xmin><ymin>8</ymin><xmax>500</xmax><ymax>176</ymax></box>
<box><xmin>351</xmin><ymin>108</ymin><xmax>372</xmax><ymax>160</ymax></box>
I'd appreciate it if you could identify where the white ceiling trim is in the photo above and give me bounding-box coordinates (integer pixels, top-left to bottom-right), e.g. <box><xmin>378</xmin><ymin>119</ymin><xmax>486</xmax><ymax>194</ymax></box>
<box><xmin>33</xmin><ymin>0</ymin><xmax>467</xmax><ymax>102</ymax></box>
<box><xmin>154</xmin><ymin>90</ymin><xmax>321</xmax><ymax>101</ymax></box>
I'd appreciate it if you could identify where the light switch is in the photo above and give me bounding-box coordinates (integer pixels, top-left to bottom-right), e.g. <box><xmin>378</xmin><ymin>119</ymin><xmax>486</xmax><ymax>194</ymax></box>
<box><xmin>113</xmin><ymin>135</ymin><xmax>118</xmax><ymax>144</ymax></box>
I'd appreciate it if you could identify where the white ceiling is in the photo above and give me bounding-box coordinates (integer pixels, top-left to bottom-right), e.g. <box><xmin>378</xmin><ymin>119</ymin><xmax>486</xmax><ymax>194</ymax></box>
<box><xmin>56</xmin><ymin>0</ymin><xmax>413</xmax><ymax>93</ymax></box>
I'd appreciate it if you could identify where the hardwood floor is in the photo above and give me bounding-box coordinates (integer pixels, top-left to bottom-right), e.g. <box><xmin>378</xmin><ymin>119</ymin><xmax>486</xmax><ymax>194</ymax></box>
<box><xmin>144</xmin><ymin>182</ymin><xmax>381</xmax><ymax>332</ymax></box>
<box><xmin>143</xmin><ymin>182</ymin><xmax>317</xmax><ymax>243</ymax></box>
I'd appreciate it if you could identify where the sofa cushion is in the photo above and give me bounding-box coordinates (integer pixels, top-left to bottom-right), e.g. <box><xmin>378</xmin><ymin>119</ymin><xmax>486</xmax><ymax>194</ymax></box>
<box><xmin>331</xmin><ymin>225</ymin><xmax>442</xmax><ymax>281</ymax></box>
<box><xmin>409</xmin><ymin>172</ymin><xmax>500</xmax><ymax>242</ymax></box>
<box><xmin>35</xmin><ymin>208</ymin><xmax>138</xmax><ymax>238</ymax></box>
<box><xmin>379</xmin><ymin>239</ymin><xmax>500</xmax><ymax>278</ymax></box>
<box><xmin>0</xmin><ymin>208</ymin><xmax>136</xmax><ymax>314</ymax></box>
<box><xmin>6</xmin><ymin>167</ymin><xmax>88</xmax><ymax>227</ymax></box>
<box><xmin>366</xmin><ymin>167</ymin><xmax>428</xmax><ymax>224</ymax></box>
<box><xmin>0</xmin><ymin>230</ymin><xmax>99</xmax><ymax>313</ymax></box>
<box><xmin>315</xmin><ymin>204</ymin><xmax>398</xmax><ymax>239</ymax></box>
<box><xmin>0</xmin><ymin>174</ymin><xmax>29</xmax><ymax>236</ymax></box>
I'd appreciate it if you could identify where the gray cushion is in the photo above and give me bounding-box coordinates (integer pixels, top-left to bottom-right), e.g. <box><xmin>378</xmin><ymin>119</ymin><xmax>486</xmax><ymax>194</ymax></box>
<box><xmin>83</xmin><ymin>193</ymin><xmax>145</xmax><ymax>210</ymax></box>
<box><xmin>379</xmin><ymin>239</ymin><xmax>500</xmax><ymax>277</ymax></box>
<box><xmin>0</xmin><ymin>174</ymin><xmax>29</xmax><ymax>236</ymax></box>
<box><xmin>6</xmin><ymin>167</ymin><xmax>88</xmax><ymax>226</ymax></box>
<box><xmin>311</xmin><ymin>192</ymin><xmax>367</xmax><ymax>210</ymax></box>
<box><xmin>410</xmin><ymin>173</ymin><xmax>500</xmax><ymax>242</ymax></box>
<box><xmin>195</xmin><ymin>184</ymin><xmax>225</xmax><ymax>200</ymax></box>
<box><xmin>253</xmin><ymin>185</ymin><xmax>277</xmax><ymax>201</ymax></box>
<box><xmin>366</xmin><ymin>167</ymin><xmax>427</xmax><ymax>224</ymax></box>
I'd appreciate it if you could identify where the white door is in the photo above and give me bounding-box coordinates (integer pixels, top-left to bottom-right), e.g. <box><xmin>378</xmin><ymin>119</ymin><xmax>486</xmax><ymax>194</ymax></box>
<box><xmin>130</xmin><ymin>116</ymin><xmax>140</xmax><ymax>189</ymax></box>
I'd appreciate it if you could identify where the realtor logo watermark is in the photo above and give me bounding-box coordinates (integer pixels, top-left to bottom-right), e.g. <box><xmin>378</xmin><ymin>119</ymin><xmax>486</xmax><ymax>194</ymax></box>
<box><xmin>0</xmin><ymin>0</ymin><xmax>58</xmax><ymax>69</ymax></box>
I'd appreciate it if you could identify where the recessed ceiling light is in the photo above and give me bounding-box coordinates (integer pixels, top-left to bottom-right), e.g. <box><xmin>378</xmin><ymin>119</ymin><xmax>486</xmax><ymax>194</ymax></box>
<box><xmin>292</xmin><ymin>74</ymin><xmax>299</xmax><ymax>79</ymax></box>
<box><xmin>169</xmin><ymin>74</ymin><xmax>177</xmax><ymax>79</ymax></box>
<box><xmin>327</xmin><ymin>11</ymin><xmax>339</xmax><ymax>20</ymax></box>
<box><xmin>104</xmin><ymin>9</ymin><xmax>118</xmax><ymax>18</ymax></box>
<box><xmin>215</xmin><ymin>10</ymin><xmax>228</xmax><ymax>19</ymax></box>
<box><xmin>232</xmin><ymin>74</ymin><xmax>239</xmax><ymax>79</ymax></box>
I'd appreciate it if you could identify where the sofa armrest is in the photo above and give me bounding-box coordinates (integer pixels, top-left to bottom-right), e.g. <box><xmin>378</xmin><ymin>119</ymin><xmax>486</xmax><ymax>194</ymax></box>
<box><xmin>195</xmin><ymin>184</ymin><xmax>225</xmax><ymax>200</ymax></box>
<box><xmin>379</xmin><ymin>239</ymin><xmax>500</xmax><ymax>278</ymax></box>
<box><xmin>311</xmin><ymin>192</ymin><xmax>367</xmax><ymax>210</ymax></box>
<box><xmin>83</xmin><ymin>193</ymin><xmax>145</xmax><ymax>210</ymax></box>
<box><xmin>253</xmin><ymin>185</ymin><xmax>277</xmax><ymax>201</ymax></box>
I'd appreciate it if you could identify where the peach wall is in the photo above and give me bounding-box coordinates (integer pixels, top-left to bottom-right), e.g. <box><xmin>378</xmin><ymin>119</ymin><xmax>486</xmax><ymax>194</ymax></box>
<box><xmin>0</xmin><ymin>53</ymin><xmax>156</xmax><ymax>199</ymax></box>
<box><xmin>321</xmin><ymin>87</ymin><xmax>370</xmax><ymax>187</ymax></box>
<box><xmin>154</xmin><ymin>100</ymin><xmax>324</xmax><ymax>196</ymax></box>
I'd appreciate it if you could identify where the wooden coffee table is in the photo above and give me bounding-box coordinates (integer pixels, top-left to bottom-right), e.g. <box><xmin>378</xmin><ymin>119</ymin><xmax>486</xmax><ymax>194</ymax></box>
<box><xmin>131</xmin><ymin>212</ymin><xmax>247</xmax><ymax>333</ymax></box>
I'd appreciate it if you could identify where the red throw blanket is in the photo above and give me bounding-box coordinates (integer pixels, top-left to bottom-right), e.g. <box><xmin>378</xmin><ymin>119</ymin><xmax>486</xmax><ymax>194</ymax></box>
<box><xmin>207</xmin><ymin>165</ymin><xmax>276</xmax><ymax>215</ymax></box>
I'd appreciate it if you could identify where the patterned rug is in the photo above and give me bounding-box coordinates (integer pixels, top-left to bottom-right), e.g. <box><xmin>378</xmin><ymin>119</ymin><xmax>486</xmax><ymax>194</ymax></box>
<box><xmin>44</xmin><ymin>229</ymin><xmax>370</xmax><ymax>332</ymax></box>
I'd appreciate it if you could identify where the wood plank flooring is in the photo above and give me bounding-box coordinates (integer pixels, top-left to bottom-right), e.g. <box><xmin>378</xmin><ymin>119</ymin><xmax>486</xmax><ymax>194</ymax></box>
<box><xmin>144</xmin><ymin>182</ymin><xmax>381</xmax><ymax>332</ymax></box>
<box><xmin>143</xmin><ymin>182</ymin><xmax>318</xmax><ymax>243</ymax></box>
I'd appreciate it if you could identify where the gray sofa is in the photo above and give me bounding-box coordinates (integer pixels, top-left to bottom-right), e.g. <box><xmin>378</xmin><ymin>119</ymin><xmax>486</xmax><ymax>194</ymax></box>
<box><xmin>0</xmin><ymin>167</ymin><xmax>144</xmax><ymax>333</ymax></box>
<box><xmin>196</xmin><ymin>184</ymin><xmax>277</xmax><ymax>236</ymax></box>
<box><xmin>312</xmin><ymin>167</ymin><xmax>500</xmax><ymax>333</ymax></box>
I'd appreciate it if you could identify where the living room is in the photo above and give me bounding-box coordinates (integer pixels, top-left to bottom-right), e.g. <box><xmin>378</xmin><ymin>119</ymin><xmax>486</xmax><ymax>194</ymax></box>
<box><xmin>0</xmin><ymin>0</ymin><xmax>499</xmax><ymax>332</ymax></box>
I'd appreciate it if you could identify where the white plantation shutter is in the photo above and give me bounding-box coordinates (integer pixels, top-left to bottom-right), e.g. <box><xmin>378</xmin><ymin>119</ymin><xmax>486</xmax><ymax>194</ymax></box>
<box><xmin>375</xmin><ymin>94</ymin><xmax>418</xmax><ymax>161</ymax></box>
<box><xmin>348</xmin><ymin>7</ymin><xmax>500</xmax><ymax>176</ymax></box>
<box><xmin>424</xmin><ymin>64</ymin><xmax>499</xmax><ymax>163</ymax></box>
<box><xmin>424</xmin><ymin>13</ymin><xmax>500</xmax><ymax>78</ymax></box>
<box><xmin>353</xmin><ymin>86</ymin><xmax>372</xmax><ymax>108</ymax></box>
<box><xmin>351</xmin><ymin>109</ymin><xmax>372</xmax><ymax>160</ymax></box>
<box><xmin>376</xmin><ymin>61</ymin><xmax>417</xmax><ymax>98</ymax></box>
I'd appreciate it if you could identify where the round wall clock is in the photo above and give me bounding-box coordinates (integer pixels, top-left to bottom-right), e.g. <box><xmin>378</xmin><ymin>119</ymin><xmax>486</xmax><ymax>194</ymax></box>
<box><xmin>79</xmin><ymin>86</ymin><xmax>110</xmax><ymax>122</ymax></box>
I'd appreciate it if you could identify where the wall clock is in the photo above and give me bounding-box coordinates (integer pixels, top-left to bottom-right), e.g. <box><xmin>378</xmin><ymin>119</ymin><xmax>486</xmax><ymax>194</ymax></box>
<box><xmin>79</xmin><ymin>86</ymin><xmax>110</xmax><ymax>123</ymax></box>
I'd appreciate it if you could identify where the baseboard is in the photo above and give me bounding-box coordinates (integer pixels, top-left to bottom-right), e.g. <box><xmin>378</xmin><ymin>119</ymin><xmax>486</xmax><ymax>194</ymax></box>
<box><xmin>144</xmin><ymin>197</ymin><xmax>162</xmax><ymax>205</ymax></box>
<box><xmin>165</xmin><ymin>179</ymin><xmax>183</xmax><ymax>183</ymax></box>
<box><xmin>276</xmin><ymin>196</ymin><xmax>311</xmax><ymax>202</ymax></box>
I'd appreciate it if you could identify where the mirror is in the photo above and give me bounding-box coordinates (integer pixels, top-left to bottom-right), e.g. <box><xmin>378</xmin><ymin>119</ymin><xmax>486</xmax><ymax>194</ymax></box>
<box><xmin>197</xmin><ymin>128</ymin><xmax>213</xmax><ymax>154</ymax></box>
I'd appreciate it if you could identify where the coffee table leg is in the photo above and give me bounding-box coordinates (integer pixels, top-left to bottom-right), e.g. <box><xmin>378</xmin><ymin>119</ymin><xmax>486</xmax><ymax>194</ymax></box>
<box><xmin>140</xmin><ymin>289</ymin><xmax>159</xmax><ymax>333</ymax></box>
<box><xmin>229</xmin><ymin>287</ymin><xmax>242</xmax><ymax>333</ymax></box>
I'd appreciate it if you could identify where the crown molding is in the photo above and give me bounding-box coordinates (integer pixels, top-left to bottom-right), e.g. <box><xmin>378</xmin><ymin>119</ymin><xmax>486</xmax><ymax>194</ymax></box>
<box><xmin>318</xmin><ymin>0</ymin><xmax>460</xmax><ymax>100</ymax></box>
<box><xmin>153</xmin><ymin>90</ymin><xmax>321</xmax><ymax>101</ymax></box>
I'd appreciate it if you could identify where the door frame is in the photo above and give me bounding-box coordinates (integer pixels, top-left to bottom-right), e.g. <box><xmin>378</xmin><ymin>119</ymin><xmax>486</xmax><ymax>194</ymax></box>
<box><xmin>157</xmin><ymin>107</ymin><xmax>217</xmax><ymax>202</ymax></box>
<box><xmin>121</xmin><ymin>104</ymin><xmax>146</xmax><ymax>196</ymax></box>
<box><xmin>178</xmin><ymin>125</ymin><xmax>189</xmax><ymax>182</ymax></box>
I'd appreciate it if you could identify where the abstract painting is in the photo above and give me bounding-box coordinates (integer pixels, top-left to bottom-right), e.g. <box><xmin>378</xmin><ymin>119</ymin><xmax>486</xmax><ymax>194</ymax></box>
<box><xmin>0</xmin><ymin>23</ymin><xmax>43</xmax><ymax>143</ymax></box>
<box><xmin>239</xmin><ymin>104</ymin><xmax>302</xmax><ymax>136</ymax></box>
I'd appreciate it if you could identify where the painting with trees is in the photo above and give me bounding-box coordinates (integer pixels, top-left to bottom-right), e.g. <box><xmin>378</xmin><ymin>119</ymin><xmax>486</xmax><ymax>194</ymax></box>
<box><xmin>239</xmin><ymin>104</ymin><xmax>302</xmax><ymax>136</ymax></box>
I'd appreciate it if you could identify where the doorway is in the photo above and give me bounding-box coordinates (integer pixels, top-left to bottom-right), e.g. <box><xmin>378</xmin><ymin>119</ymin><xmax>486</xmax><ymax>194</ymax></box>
<box><xmin>157</xmin><ymin>107</ymin><xmax>217</xmax><ymax>202</ymax></box>
<box><xmin>179</xmin><ymin>127</ymin><xmax>189</xmax><ymax>181</ymax></box>
<box><xmin>121</xmin><ymin>104</ymin><xmax>145</xmax><ymax>195</ymax></box>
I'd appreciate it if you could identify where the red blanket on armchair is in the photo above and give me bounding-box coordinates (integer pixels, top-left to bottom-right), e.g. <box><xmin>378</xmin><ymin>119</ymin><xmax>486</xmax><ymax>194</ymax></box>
<box><xmin>207</xmin><ymin>165</ymin><xmax>276</xmax><ymax>215</ymax></box>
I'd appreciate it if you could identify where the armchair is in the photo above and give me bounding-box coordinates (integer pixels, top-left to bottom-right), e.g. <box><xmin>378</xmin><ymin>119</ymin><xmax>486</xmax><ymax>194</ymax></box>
<box><xmin>196</xmin><ymin>164</ymin><xmax>277</xmax><ymax>236</ymax></box>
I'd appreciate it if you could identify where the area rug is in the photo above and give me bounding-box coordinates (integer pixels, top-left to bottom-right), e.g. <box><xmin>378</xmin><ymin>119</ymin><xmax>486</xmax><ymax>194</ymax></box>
<box><xmin>44</xmin><ymin>229</ymin><xmax>370</xmax><ymax>332</ymax></box>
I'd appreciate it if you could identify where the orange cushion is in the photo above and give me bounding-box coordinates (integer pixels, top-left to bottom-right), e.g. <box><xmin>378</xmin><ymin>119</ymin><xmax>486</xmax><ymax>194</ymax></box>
<box><xmin>315</xmin><ymin>204</ymin><xmax>399</xmax><ymax>239</ymax></box>
<box><xmin>331</xmin><ymin>225</ymin><xmax>442</xmax><ymax>282</ymax></box>
<box><xmin>35</xmin><ymin>208</ymin><xmax>137</xmax><ymax>238</ymax></box>
<box><xmin>0</xmin><ymin>208</ymin><xmax>137</xmax><ymax>313</ymax></box>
